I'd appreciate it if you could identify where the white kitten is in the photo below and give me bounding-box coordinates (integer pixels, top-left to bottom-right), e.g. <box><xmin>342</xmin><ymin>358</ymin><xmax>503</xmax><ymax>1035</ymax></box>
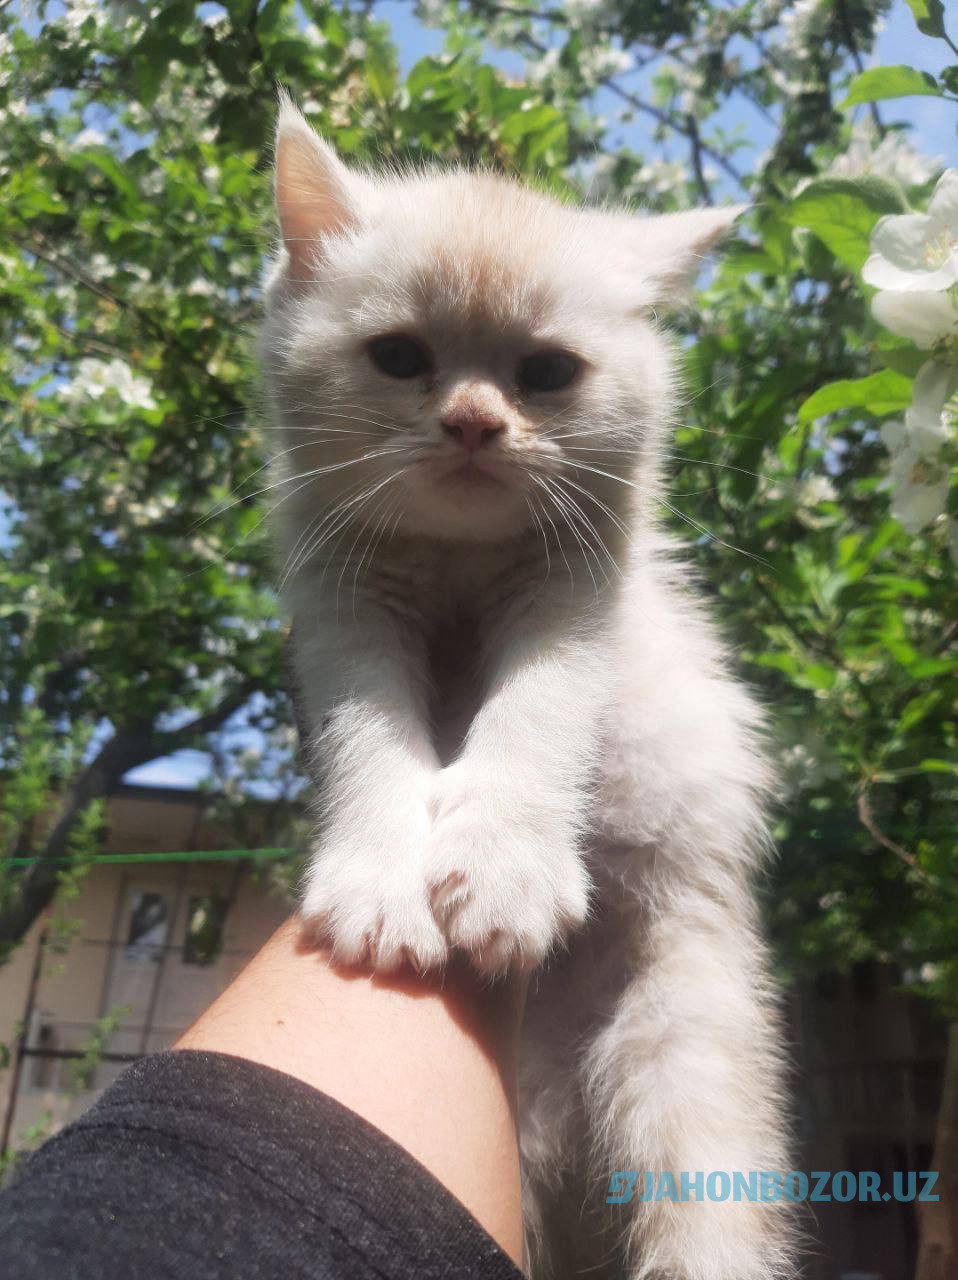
<box><xmin>261</xmin><ymin>99</ymin><xmax>795</xmax><ymax>1280</ymax></box>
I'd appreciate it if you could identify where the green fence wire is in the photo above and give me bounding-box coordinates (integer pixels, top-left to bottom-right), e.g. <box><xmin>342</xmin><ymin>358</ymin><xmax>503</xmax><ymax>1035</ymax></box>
<box><xmin>5</xmin><ymin>848</ymin><xmax>292</xmax><ymax>867</ymax></box>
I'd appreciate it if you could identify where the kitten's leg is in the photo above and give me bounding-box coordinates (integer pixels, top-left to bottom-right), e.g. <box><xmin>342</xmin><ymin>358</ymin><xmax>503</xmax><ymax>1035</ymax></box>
<box><xmin>559</xmin><ymin>549</ymin><xmax>798</xmax><ymax>1278</ymax></box>
<box><xmin>426</xmin><ymin>597</ymin><xmax>611</xmax><ymax>974</ymax></box>
<box><xmin>519</xmin><ymin>926</ymin><xmax>626</xmax><ymax>1280</ymax></box>
<box><xmin>582</xmin><ymin>862</ymin><xmax>795</xmax><ymax>1280</ymax></box>
<box><xmin>296</xmin><ymin>608</ymin><xmax>447</xmax><ymax>970</ymax></box>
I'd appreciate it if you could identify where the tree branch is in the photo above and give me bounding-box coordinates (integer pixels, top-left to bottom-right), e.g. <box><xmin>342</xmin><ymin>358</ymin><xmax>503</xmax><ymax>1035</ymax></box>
<box><xmin>686</xmin><ymin>112</ymin><xmax>713</xmax><ymax>204</ymax></box>
<box><xmin>856</xmin><ymin>782</ymin><xmax>925</xmax><ymax>878</ymax></box>
<box><xmin>596</xmin><ymin>80</ymin><xmax>743</xmax><ymax>187</ymax></box>
<box><xmin>0</xmin><ymin>680</ymin><xmax>259</xmax><ymax>950</ymax></box>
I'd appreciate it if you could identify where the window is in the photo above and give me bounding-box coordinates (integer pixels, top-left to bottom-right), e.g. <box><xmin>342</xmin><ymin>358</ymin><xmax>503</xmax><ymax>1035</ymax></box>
<box><xmin>182</xmin><ymin>891</ymin><xmax>228</xmax><ymax>966</ymax></box>
<box><xmin>123</xmin><ymin>891</ymin><xmax>169</xmax><ymax>963</ymax></box>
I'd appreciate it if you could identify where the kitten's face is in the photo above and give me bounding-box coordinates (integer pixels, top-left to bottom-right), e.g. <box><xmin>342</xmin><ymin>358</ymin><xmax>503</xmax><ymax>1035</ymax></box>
<box><xmin>262</xmin><ymin>105</ymin><xmax>741</xmax><ymax>547</ymax></box>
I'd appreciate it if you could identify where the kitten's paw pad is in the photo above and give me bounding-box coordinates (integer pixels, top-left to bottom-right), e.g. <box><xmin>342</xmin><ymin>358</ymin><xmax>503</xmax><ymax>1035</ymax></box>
<box><xmin>301</xmin><ymin>869</ymin><xmax>448</xmax><ymax>972</ymax></box>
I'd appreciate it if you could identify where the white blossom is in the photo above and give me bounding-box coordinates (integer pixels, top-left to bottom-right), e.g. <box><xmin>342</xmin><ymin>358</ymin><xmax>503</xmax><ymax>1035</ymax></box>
<box><xmin>65</xmin><ymin>358</ymin><xmax>158</xmax><ymax>411</ymax></box>
<box><xmin>668</xmin><ymin>61</ymin><xmax>707</xmax><ymax>115</ymax></box>
<box><xmin>71</xmin><ymin>126</ymin><xmax>107</xmax><ymax>149</ymax></box>
<box><xmin>766</xmin><ymin>0</ymin><xmax>833</xmax><ymax>99</ymax></box>
<box><xmin>127</xmin><ymin>494</ymin><xmax>176</xmax><ymax>525</ymax></box>
<box><xmin>634</xmin><ymin>158</ymin><xmax>686</xmax><ymax>197</ymax></box>
<box><xmin>140</xmin><ymin>169</ymin><xmax>166</xmax><ymax>197</ymax></box>
<box><xmin>864</xmin><ymin>170</ymin><xmax>958</xmax><ymax>349</ymax></box>
<box><xmin>585</xmin><ymin>45</ymin><xmax>634</xmax><ymax>79</ymax></box>
<box><xmin>782</xmin><ymin>741</ymin><xmax>841</xmax><ymax>792</ymax></box>
<box><xmin>872</xmin><ymin>290</ymin><xmax>958</xmax><ymax>349</ymax></box>
<box><xmin>818</xmin><ymin>890</ymin><xmax>844</xmax><ymax>910</ymax></box>
<box><xmin>780</xmin><ymin>0</ymin><xmax>829</xmax><ymax>50</ymax></box>
<box><xmin>527</xmin><ymin>47</ymin><xmax>561</xmax><ymax>85</ymax></box>
<box><xmin>87</xmin><ymin>253</ymin><xmax>117</xmax><ymax>280</ymax></box>
<box><xmin>63</xmin><ymin>0</ymin><xmax>107</xmax><ymax>34</ymax></box>
<box><xmin>829</xmin><ymin>120</ymin><xmax>942</xmax><ymax>190</ymax></box>
<box><xmin>416</xmin><ymin>0</ymin><xmax>444</xmax><ymax>24</ymax></box>
<box><xmin>880</xmin><ymin>361</ymin><xmax>955</xmax><ymax>533</ymax></box>
<box><xmin>798</xmin><ymin>475</ymin><xmax>837</xmax><ymax>506</ymax></box>
<box><xmin>864</xmin><ymin>169</ymin><xmax>958</xmax><ymax>293</ymax></box>
<box><xmin>564</xmin><ymin>0</ymin><xmax>607</xmax><ymax>23</ymax></box>
<box><xmin>752</xmin><ymin>0</ymin><xmax>790</xmax><ymax>20</ymax></box>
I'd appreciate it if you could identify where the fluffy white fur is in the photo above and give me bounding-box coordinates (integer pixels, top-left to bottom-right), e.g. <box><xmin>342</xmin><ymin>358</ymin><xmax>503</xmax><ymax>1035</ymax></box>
<box><xmin>261</xmin><ymin>99</ymin><xmax>795</xmax><ymax>1279</ymax></box>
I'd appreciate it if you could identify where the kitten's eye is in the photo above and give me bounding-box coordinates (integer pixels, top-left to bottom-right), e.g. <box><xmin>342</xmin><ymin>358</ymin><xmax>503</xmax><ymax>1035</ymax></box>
<box><xmin>367</xmin><ymin>334</ymin><xmax>432</xmax><ymax>380</ymax></box>
<box><xmin>518</xmin><ymin>350</ymin><xmax>580</xmax><ymax>394</ymax></box>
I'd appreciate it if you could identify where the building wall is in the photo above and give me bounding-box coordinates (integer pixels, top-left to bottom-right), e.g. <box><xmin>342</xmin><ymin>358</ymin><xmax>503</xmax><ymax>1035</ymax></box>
<box><xmin>0</xmin><ymin>786</ymin><xmax>291</xmax><ymax>1151</ymax></box>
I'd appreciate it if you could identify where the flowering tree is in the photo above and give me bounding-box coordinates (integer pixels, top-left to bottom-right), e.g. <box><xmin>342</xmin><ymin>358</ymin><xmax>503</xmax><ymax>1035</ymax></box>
<box><xmin>1</xmin><ymin>0</ymin><xmax>956</xmax><ymax>1167</ymax></box>
<box><xmin>3</xmin><ymin>0</ymin><xmax>958</xmax><ymax>1258</ymax></box>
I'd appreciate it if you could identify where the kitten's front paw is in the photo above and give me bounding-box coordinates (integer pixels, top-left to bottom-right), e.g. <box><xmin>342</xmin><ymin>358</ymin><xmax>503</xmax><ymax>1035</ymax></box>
<box><xmin>426</xmin><ymin>770</ymin><xmax>590</xmax><ymax>975</ymax></box>
<box><xmin>302</xmin><ymin>837</ymin><xmax>447</xmax><ymax>972</ymax></box>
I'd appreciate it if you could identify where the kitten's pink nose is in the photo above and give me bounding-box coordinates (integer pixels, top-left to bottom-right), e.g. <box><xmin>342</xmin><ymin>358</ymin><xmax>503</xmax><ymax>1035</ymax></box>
<box><xmin>440</xmin><ymin>409</ymin><xmax>504</xmax><ymax>454</ymax></box>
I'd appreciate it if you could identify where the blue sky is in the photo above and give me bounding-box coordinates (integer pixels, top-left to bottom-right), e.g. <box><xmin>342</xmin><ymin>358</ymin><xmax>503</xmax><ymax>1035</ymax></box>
<box><xmin>73</xmin><ymin>1</ymin><xmax>958</xmax><ymax>788</ymax></box>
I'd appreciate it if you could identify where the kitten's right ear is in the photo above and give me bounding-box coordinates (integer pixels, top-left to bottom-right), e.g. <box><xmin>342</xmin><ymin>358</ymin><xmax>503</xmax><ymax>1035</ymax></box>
<box><xmin>274</xmin><ymin>95</ymin><xmax>364</xmax><ymax>279</ymax></box>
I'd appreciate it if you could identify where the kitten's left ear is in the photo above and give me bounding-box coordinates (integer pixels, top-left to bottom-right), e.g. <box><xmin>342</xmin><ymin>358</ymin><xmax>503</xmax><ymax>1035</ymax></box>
<box><xmin>612</xmin><ymin>205</ymin><xmax>747</xmax><ymax>307</ymax></box>
<box><xmin>273</xmin><ymin>93</ymin><xmax>369</xmax><ymax>279</ymax></box>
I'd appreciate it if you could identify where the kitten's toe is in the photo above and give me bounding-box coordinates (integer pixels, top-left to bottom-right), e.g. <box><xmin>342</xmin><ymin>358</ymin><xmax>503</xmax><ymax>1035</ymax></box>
<box><xmin>301</xmin><ymin>869</ymin><xmax>448</xmax><ymax>973</ymax></box>
<box><xmin>447</xmin><ymin>902</ymin><xmax>555</xmax><ymax>974</ymax></box>
<box><xmin>370</xmin><ymin>908</ymin><xmax>448</xmax><ymax>972</ymax></box>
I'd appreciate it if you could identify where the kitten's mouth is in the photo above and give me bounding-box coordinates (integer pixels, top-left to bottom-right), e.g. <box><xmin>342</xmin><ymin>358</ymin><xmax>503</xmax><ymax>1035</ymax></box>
<box><xmin>441</xmin><ymin>458</ymin><xmax>506</xmax><ymax>490</ymax></box>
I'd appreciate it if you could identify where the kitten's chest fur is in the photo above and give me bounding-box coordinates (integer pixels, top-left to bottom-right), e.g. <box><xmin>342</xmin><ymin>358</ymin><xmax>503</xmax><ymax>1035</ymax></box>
<box><xmin>426</xmin><ymin>610</ymin><xmax>483</xmax><ymax>762</ymax></box>
<box><xmin>361</xmin><ymin>534</ymin><xmax>547</xmax><ymax>761</ymax></box>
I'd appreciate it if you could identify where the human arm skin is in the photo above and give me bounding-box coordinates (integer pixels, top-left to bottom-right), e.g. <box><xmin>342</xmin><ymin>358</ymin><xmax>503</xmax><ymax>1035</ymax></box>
<box><xmin>175</xmin><ymin>917</ymin><xmax>526</xmax><ymax>1267</ymax></box>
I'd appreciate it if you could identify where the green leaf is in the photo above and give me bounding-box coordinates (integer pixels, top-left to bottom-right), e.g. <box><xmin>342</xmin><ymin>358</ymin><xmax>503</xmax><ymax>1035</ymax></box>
<box><xmin>78</xmin><ymin>149</ymin><xmax>140</xmax><ymax>204</ymax></box>
<box><xmin>897</xmin><ymin>689</ymin><xmax>942</xmax><ymax>733</ymax></box>
<box><xmin>918</xmin><ymin>759</ymin><xmax>958</xmax><ymax>775</ymax></box>
<box><xmin>129</xmin><ymin>437</ymin><xmax>157</xmax><ymax>463</ymax></box>
<box><xmin>786</xmin><ymin>177</ymin><xmax>908</xmax><ymax>270</ymax></box>
<box><xmin>323</xmin><ymin>9</ymin><xmax>348</xmax><ymax>48</ymax></box>
<box><xmin>797</xmin><ymin>371</ymin><xmax>913</xmax><ymax>423</ymax></box>
<box><xmin>880</xmin><ymin>345</ymin><xmax>931</xmax><ymax>377</ymax></box>
<box><xmin>406</xmin><ymin>56</ymin><xmax>448</xmax><ymax>97</ymax></box>
<box><xmin>842</xmin><ymin>66</ymin><xmax>941</xmax><ymax>108</ymax></box>
<box><xmin>365</xmin><ymin>47</ymin><xmax>395</xmax><ymax>102</ymax></box>
<box><xmin>500</xmin><ymin>104</ymin><xmax>562</xmax><ymax>142</ymax></box>
<box><xmin>905</xmin><ymin>0</ymin><xmax>946</xmax><ymax>39</ymax></box>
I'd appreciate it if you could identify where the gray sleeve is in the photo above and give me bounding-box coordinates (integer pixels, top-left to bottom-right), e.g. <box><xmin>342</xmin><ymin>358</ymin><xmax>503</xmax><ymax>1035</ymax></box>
<box><xmin>0</xmin><ymin>1050</ymin><xmax>523</xmax><ymax>1280</ymax></box>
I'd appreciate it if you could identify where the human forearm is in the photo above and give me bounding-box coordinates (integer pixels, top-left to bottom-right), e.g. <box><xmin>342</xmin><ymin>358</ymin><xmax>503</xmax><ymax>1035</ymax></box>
<box><xmin>175</xmin><ymin>917</ymin><xmax>526</xmax><ymax>1266</ymax></box>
